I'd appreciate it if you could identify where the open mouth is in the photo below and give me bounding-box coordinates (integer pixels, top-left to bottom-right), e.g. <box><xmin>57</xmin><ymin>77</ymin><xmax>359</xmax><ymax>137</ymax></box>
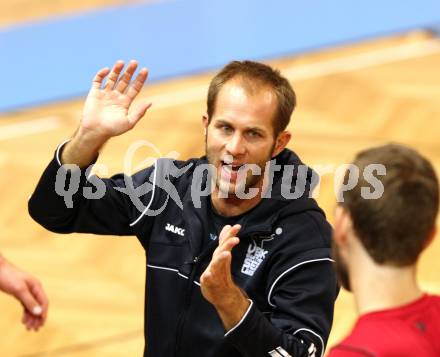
<box><xmin>221</xmin><ymin>161</ymin><xmax>245</xmax><ymax>172</ymax></box>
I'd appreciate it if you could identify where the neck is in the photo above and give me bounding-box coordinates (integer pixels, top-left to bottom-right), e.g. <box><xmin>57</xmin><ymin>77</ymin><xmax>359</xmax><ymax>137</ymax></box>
<box><xmin>349</xmin><ymin>244</ymin><xmax>423</xmax><ymax>315</ymax></box>
<box><xmin>211</xmin><ymin>185</ymin><xmax>263</xmax><ymax>217</ymax></box>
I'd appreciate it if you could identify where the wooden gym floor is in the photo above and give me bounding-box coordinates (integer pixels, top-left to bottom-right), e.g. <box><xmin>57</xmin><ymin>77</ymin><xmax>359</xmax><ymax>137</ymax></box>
<box><xmin>0</xmin><ymin>4</ymin><xmax>439</xmax><ymax>356</ymax></box>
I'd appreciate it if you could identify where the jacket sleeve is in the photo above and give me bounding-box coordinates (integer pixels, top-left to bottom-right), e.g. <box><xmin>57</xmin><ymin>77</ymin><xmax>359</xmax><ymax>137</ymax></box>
<box><xmin>28</xmin><ymin>142</ymin><xmax>157</xmax><ymax>237</ymax></box>
<box><xmin>225</xmin><ymin>258</ymin><xmax>337</xmax><ymax>357</ymax></box>
<box><xmin>224</xmin><ymin>211</ymin><xmax>338</xmax><ymax>357</ymax></box>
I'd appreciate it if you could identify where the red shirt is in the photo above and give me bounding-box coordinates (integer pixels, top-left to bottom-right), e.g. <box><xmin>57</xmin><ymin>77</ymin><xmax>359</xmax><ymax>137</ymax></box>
<box><xmin>327</xmin><ymin>294</ymin><xmax>440</xmax><ymax>357</ymax></box>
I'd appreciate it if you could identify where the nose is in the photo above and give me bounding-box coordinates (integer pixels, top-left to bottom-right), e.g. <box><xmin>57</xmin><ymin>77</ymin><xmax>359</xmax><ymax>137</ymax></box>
<box><xmin>225</xmin><ymin>132</ymin><xmax>246</xmax><ymax>156</ymax></box>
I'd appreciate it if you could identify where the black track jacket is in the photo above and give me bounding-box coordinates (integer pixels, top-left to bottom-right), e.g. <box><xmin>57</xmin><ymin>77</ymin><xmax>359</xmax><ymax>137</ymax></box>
<box><xmin>29</xmin><ymin>144</ymin><xmax>338</xmax><ymax>357</ymax></box>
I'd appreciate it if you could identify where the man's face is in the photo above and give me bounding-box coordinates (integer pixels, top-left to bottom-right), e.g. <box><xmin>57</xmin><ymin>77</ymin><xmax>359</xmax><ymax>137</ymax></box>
<box><xmin>205</xmin><ymin>80</ymin><xmax>279</xmax><ymax>196</ymax></box>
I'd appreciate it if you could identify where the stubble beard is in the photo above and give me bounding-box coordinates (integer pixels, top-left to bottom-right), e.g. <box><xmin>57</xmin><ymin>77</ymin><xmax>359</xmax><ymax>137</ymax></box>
<box><xmin>331</xmin><ymin>240</ymin><xmax>352</xmax><ymax>292</ymax></box>
<box><xmin>205</xmin><ymin>139</ymin><xmax>275</xmax><ymax>199</ymax></box>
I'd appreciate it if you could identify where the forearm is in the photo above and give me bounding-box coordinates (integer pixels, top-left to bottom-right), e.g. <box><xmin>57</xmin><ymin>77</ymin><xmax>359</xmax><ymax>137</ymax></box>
<box><xmin>0</xmin><ymin>255</ymin><xmax>13</xmax><ymax>293</ymax></box>
<box><xmin>223</xmin><ymin>254</ymin><xmax>336</xmax><ymax>356</ymax></box>
<box><xmin>28</xmin><ymin>150</ymin><xmax>86</xmax><ymax>233</ymax></box>
<box><xmin>215</xmin><ymin>290</ymin><xmax>250</xmax><ymax>331</ymax></box>
<box><xmin>224</xmin><ymin>301</ymin><xmax>314</xmax><ymax>357</ymax></box>
<box><xmin>61</xmin><ymin>127</ymin><xmax>108</xmax><ymax>167</ymax></box>
<box><xmin>0</xmin><ymin>255</ymin><xmax>9</xmax><ymax>293</ymax></box>
<box><xmin>28</xmin><ymin>141</ymin><xmax>148</xmax><ymax>235</ymax></box>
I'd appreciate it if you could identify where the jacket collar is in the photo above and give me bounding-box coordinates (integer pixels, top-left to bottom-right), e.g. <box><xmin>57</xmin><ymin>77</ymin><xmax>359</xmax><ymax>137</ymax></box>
<box><xmin>182</xmin><ymin>149</ymin><xmax>324</xmax><ymax>254</ymax></box>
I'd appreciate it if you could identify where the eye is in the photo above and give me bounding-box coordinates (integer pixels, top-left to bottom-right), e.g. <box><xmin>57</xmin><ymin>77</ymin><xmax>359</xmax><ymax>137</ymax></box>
<box><xmin>247</xmin><ymin>130</ymin><xmax>262</xmax><ymax>139</ymax></box>
<box><xmin>220</xmin><ymin>125</ymin><xmax>233</xmax><ymax>134</ymax></box>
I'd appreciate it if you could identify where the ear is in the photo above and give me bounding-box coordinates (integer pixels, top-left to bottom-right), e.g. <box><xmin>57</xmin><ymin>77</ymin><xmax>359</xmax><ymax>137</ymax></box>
<box><xmin>272</xmin><ymin>130</ymin><xmax>291</xmax><ymax>157</ymax></box>
<box><xmin>202</xmin><ymin>113</ymin><xmax>209</xmax><ymax>129</ymax></box>
<box><xmin>333</xmin><ymin>205</ymin><xmax>351</xmax><ymax>248</ymax></box>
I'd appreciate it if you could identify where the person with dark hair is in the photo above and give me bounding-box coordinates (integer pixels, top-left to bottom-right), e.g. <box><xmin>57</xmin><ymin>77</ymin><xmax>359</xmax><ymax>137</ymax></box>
<box><xmin>28</xmin><ymin>59</ymin><xmax>337</xmax><ymax>357</ymax></box>
<box><xmin>0</xmin><ymin>253</ymin><xmax>48</xmax><ymax>330</ymax></box>
<box><xmin>328</xmin><ymin>144</ymin><xmax>440</xmax><ymax>356</ymax></box>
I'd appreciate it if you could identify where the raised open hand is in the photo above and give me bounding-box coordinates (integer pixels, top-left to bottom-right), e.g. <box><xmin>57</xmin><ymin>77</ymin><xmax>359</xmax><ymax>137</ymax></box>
<box><xmin>81</xmin><ymin>60</ymin><xmax>152</xmax><ymax>140</ymax></box>
<box><xmin>200</xmin><ymin>224</ymin><xmax>242</xmax><ymax>308</ymax></box>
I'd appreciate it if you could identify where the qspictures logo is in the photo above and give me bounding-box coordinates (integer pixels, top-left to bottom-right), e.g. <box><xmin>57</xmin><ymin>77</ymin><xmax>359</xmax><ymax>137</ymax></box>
<box><xmin>54</xmin><ymin>139</ymin><xmax>387</xmax><ymax>216</ymax></box>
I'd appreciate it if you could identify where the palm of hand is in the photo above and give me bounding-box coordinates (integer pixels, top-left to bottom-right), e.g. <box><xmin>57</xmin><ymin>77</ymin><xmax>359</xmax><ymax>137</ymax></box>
<box><xmin>80</xmin><ymin>60</ymin><xmax>151</xmax><ymax>139</ymax></box>
<box><xmin>83</xmin><ymin>89</ymin><xmax>131</xmax><ymax>137</ymax></box>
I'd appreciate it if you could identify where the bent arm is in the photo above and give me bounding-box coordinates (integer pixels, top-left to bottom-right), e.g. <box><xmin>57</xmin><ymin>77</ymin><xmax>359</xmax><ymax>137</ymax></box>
<box><xmin>29</xmin><ymin>60</ymin><xmax>155</xmax><ymax>235</ymax></box>
<box><xmin>28</xmin><ymin>142</ymin><xmax>156</xmax><ymax>236</ymax></box>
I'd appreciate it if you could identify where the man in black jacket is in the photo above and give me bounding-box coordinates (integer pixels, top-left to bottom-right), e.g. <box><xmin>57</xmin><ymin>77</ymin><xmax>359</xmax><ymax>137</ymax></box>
<box><xmin>29</xmin><ymin>60</ymin><xmax>338</xmax><ymax>356</ymax></box>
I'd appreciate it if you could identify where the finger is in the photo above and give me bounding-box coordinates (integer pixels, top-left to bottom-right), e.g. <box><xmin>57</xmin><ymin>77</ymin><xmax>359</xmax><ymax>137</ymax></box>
<box><xmin>210</xmin><ymin>250</ymin><xmax>230</xmax><ymax>271</ymax></box>
<box><xmin>219</xmin><ymin>224</ymin><xmax>241</xmax><ymax>246</ymax></box>
<box><xmin>22</xmin><ymin>311</ymin><xmax>29</xmax><ymax>329</ymax></box>
<box><xmin>91</xmin><ymin>67</ymin><xmax>110</xmax><ymax>90</ymax></box>
<box><xmin>104</xmin><ymin>60</ymin><xmax>125</xmax><ymax>91</ymax></box>
<box><xmin>210</xmin><ymin>251</ymin><xmax>232</xmax><ymax>277</ymax></box>
<box><xmin>31</xmin><ymin>283</ymin><xmax>49</xmax><ymax>322</ymax></box>
<box><xmin>23</xmin><ymin>311</ymin><xmax>34</xmax><ymax>330</ymax></box>
<box><xmin>214</xmin><ymin>237</ymin><xmax>240</xmax><ymax>261</ymax></box>
<box><xmin>219</xmin><ymin>224</ymin><xmax>241</xmax><ymax>243</ymax></box>
<box><xmin>219</xmin><ymin>252</ymin><xmax>235</xmax><ymax>285</ymax></box>
<box><xmin>126</xmin><ymin>68</ymin><xmax>148</xmax><ymax>101</ymax></box>
<box><xmin>218</xmin><ymin>225</ymin><xmax>232</xmax><ymax>243</ymax></box>
<box><xmin>16</xmin><ymin>284</ymin><xmax>42</xmax><ymax>317</ymax></box>
<box><xmin>115</xmin><ymin>60</ymin><xmax>138</xmax><ymax>93</ymax></box>
<box><xmin>207</xmin><ymin>236</ymin><xmax>239</xmax><ymax>275</ymax></box>
<box><xmin>32</xmin><ymin>316</ymin><xmax>44</xmax><ymax>330</ymax></box>
<box><xmin>230</xmin><ymin>224</ymin><xmax>241</xmax><ymax>235</ymax></box>
<box><xmin>128</xmin><ymin>102</ymin><xmax>152</xmax><ymax>127</ymax></box>
<box><xmin>29</xmin><ymin>315</ymin><xmax>42</xmax><ymax>331</ymax></box>
<box><xmin>28</xmin><ymin>315</ymin><xmax>38</xmax><ymax>331</ymax></box>
<box><xmin>221</xmin><ymin>237</ymin><xmax>240</xmax><ymax>253</ymax></box>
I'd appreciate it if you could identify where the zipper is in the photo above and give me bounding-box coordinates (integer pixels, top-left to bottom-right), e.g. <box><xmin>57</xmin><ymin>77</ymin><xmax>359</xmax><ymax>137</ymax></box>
<box><xmin>174</xmin><ymin>256</ymin><xmax>199</xmax><ymax>357</ymax></box>
<box><xmin>174</xmin><ymin>241</ymin><xmax>217</xmax><ymax>356</ymax></box>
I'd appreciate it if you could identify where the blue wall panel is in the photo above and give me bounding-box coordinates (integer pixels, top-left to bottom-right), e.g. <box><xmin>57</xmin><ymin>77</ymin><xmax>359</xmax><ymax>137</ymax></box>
<box><xmin>1</xmin><ymin>0</ymin><xmax>439</xmax><ymax>112</ymax></box>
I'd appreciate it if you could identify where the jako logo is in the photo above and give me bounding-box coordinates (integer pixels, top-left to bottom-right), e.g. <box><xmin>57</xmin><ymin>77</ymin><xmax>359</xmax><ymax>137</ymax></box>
<box><xmin>165</xmin><ymin>223</ymin><xmax>185</xmax><ymax>237</ymax></box>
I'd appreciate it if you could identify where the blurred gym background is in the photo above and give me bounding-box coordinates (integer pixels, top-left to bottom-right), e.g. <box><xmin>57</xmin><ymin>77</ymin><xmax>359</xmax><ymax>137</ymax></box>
<box><xmin>1</xmin><ymin>1</ymin><xmax>439</xmax><ymax>355</ymax></box>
